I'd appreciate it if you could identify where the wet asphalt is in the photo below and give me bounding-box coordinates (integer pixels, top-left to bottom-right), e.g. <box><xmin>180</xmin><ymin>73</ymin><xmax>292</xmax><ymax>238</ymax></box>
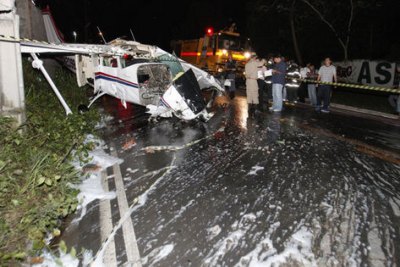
<box><xmin>62</xmin><ymin>92</ymin><xmax>400</xmax><ymax>266</ymax></box>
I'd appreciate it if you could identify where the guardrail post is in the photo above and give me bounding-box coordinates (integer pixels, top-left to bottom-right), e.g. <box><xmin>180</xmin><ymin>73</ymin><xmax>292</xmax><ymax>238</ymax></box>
<box><xmin>0</xmin><ymin>0</ymin><xmax>25</xmax><ymax>125</ymax></box>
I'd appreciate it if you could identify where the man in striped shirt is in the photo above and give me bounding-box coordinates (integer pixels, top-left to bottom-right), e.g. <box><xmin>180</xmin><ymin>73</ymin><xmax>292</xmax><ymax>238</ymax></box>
<box><xmin>317</xmin><ymin>57</ymin><xmax>337</xmax><ymax>113</ymax></box>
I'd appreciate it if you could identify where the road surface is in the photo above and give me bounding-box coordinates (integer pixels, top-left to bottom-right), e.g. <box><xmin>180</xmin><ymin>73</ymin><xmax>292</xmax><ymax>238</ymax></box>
<box><xmin>61</xmin><ymin>93</ymin><xmax>400</xmax><ymax>267</ymax></box>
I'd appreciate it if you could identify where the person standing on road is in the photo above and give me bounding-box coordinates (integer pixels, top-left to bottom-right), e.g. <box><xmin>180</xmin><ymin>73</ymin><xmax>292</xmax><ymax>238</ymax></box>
<box><xmin>307</xmin><ymin>64</ymin><xmax>318</xmax><ymax>107</ymax></box>
<box><xmin>225</xmin><ymin>53</ymin><xmax>237</xmax><ymax>99</ymax></box>
<box><xmin>257</xmin><ymin>58</ymin><xmax>267</xmax><ymax>111</ymax></box>
<box><xmin>388</xmin><ymin>95</ymin><xmax>400</xmax><ymax>115</ymax></box>
<box><xmin>270</xmin><ymin>54</ymin><xmax>287</xmax><ymax>112</ymax></box>
<box><xmin>245</xmin><ymin>53</ymin><xmax>261</xmax><ymax>116</ymax></box>
<box><xmin>265</xmin><ymin>56</ymin><xmax>274</xmax><ymax>102</ymax></box>
<box><xmin>316</xmin><ymin>57</ymin><xmax>337</xmax><ymax>113</ymax></box>
<box><xmin>299</xmin><ymin>64</ymin><xmax>311</xmax><ymax>103</ymax></box>
<box><xmin>388</xmin><ymin>63</ymin><xmax>400</xmax><ymax>115</ymax></box>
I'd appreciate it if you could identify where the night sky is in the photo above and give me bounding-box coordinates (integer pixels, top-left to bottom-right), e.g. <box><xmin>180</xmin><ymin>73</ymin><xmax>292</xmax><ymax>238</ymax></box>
<box><xmin>37</xmin><ymin>0</ymin><xmax>247</xmax><ymax>47</ymax></box>
<box><xmin>35</xmin><ymin>0</ymin><xmax>399</xmax><ymax>64</ymax></box>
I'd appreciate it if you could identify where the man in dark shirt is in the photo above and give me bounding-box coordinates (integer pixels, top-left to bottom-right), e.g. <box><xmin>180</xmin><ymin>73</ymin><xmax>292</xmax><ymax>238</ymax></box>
<box><xmin>270</xmin><ymin>55</ymin><xmax>287</xmax><ymax>112</ymax></box>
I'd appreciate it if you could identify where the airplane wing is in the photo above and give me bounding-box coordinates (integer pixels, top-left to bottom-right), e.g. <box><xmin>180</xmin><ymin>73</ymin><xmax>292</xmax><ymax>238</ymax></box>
<box><xmin>20</xmin><ymin>41</ymin><xmax>109</xmax><ymax>54</ymax></box>
<box><xmin>1</xmin><ymin>33</ymin><xmax>223</xmax><ymax>92</ymax></box>
<box><xmin>0</xmin><ymin>35</ymin><xmax>145</xmax><ymax>56</ymax></box>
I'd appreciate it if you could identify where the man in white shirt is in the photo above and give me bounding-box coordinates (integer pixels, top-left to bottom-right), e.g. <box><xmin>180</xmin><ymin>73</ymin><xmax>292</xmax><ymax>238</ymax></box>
<box><xmin>299</xmin><ymin>64</ymin><xmax>311</xmax><ymax>103</ymax></box>
<box><xmin>317</xmin><ymin>57</ymin><xmax>337</xmax><ymax>113</ymax></box>
<box><xmin>300</xmin><ymin>64</ymin><xmax>310</xmax><ymax>79</ymax></box>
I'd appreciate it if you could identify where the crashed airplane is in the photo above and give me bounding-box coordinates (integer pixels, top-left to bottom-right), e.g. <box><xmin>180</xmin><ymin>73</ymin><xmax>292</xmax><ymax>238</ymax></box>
<box><xmin>3</xmin><ymin>7</ymin><xmax>224</xmax><ymax>121</ymax></box>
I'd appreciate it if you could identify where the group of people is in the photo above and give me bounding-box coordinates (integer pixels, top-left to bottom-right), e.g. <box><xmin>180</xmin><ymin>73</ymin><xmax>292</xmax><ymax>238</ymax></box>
<box><xmin>224</xmin><ymin>53</ymin><xmax>338</xmax><ymax>116</ymax></box>
<box><xmin>246</xmin><ymin>54</ymin><xmax>337</xmax><ymax>115</ymax></box>
<box><xmin>300</xmin><ymin>57</ymin><xmax>338</xmax><ymax>113</ymax></box>
<box><xmin>224</xmin><ymin>53</ymin><xmax>400</xmax><ymax>116</ymax></box>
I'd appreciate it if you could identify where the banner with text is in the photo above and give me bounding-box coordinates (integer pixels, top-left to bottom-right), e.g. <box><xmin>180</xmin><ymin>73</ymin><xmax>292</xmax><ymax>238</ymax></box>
<box><xmin>335</xmin><ymin>60</ymin><xmax>400</xmax><ymax>89</ymax></box>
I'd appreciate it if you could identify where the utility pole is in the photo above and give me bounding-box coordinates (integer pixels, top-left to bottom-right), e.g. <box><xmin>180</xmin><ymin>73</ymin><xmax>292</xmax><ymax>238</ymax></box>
<box><xmin>0</xmin><ymin>0</ymin><xmax>25</xmax><ymax>124</ymax></box>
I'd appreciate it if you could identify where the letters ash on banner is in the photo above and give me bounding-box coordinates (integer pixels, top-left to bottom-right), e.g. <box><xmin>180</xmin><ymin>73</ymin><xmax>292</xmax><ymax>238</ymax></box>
<box><xmin>335</xmin><ymin>60</ymin><xmax>400</xmax><ymax>88</ymax></box>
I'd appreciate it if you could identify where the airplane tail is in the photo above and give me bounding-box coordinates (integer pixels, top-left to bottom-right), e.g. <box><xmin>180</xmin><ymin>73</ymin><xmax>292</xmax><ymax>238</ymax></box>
<box><xmin>42</xmin><ymin>6</ymin><xmax>65</xmax><ymax>44</ymax></box>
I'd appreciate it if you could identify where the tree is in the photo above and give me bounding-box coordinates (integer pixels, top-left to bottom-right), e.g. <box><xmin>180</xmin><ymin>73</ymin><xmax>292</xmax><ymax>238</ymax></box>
<box><xmin>300</xmin><ymin>0</ymin><xmax>381</xmax><ymax>60</ymax></box>
<box><xmin>289</xmin><ymin>0</ymin><xmax>303</xmax><ymax>66</ymax></box>
<box><xmin>300</xmin><ymin>0</ymin><xmax>353</xmax><ymax>60</ymax></box>
<box><xmin>247</xmin><ymin>0</ymin><xmax>306</xmax><ymax>65</ymax></box>
<box><xmin>247</xmin><ymin>0</ymin><xmax>390</xmax><ymax>62</ymax></box>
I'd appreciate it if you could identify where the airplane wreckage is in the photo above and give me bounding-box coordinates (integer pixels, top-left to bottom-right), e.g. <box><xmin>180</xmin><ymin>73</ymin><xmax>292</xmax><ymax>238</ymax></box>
<box><xmin>4</xmin><ymin>8</ymin><xmax>224</xmax><ymax>121</ymax></box>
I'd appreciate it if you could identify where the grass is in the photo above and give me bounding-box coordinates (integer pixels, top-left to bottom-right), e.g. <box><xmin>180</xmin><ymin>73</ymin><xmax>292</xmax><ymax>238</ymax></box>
<box><xmin>0</xmin><ymin>59</ymin><xmax>99</xmax><ymax>265</ymax></box>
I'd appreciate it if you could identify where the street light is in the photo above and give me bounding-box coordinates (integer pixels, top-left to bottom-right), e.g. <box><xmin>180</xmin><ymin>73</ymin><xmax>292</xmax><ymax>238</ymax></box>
<box><xmin>72</xmin><ymin>31</ymin><xmax>77</xmax><ymax>42</ymax></box>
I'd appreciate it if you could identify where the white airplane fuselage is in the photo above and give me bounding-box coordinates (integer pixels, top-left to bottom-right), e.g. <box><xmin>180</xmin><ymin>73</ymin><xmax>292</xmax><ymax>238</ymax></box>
<box><xmin>2</xmin><ymin>6</ymin><xmax>224</xmax><ymax>120</ymax></box>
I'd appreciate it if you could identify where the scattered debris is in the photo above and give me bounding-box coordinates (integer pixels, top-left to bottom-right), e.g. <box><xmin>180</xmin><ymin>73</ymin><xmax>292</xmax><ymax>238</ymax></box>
<box><xmin>122</xmin><ymin>138</ymin><xmax>137</xmax><ymax>151</ymax></box>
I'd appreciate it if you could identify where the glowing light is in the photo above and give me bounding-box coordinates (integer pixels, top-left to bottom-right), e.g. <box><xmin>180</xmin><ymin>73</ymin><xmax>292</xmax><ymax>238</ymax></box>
<box><xmin>244</xmin><ymin>52</ymin><xmax>251</xmax><ymax>59</ymax></box>
<box><xmin>216</xmin><ymin>50</ymin><xmax>228</xmax><ymax>57</ymax></box>
<box><xmin>206</xmin><ymin>27</ymin><xmax>214</xmax><ymax>36</ymax></box>
<box><xmin>232</xmin><ymin>54</ymin><xmax>246</xmax><ymax>61</ymax></box>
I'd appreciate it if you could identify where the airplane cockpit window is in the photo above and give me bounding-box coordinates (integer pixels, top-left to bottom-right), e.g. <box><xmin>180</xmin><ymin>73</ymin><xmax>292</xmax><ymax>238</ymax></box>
<box><xmin>123</xmin><ymin>58</ymin><xmax>150</xmax><ymax>68</ymax></box>
<box><xmin>103</xmin><ymin>57</ymin><xmax>118</xmax><ymax>68</ymax></box>
<box><xmin>110</xmin><ymin>58</ymin><xmax>118</xmax><ymax>68</ymax></box>
<box><xmin>138</xmin><ymin>74</ymin><xmax>150</xmax><ymax>84</ymax></box>
<box><xmin>137</xmin><ymin>64</ymin><xmax>172</xmax><ymax>105</ymax></box>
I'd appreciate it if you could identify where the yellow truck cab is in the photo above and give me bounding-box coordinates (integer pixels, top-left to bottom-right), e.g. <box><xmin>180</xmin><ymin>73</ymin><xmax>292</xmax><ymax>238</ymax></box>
<box><xmin>173</xmin><ymin>28</ymin><xmax>252</xmax><ymax>77</ymax></box>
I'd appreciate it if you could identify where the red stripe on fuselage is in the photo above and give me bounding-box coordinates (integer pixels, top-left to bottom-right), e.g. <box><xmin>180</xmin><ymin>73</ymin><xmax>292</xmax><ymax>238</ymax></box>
<box><xmin>95</xmin><ymin>72</ymin><xmax>138</xmax><ymax>86</ymax></box>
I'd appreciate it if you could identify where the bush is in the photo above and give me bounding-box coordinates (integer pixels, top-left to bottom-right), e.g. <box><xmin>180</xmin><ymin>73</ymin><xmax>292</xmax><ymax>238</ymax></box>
<box><xmin>0</xmin><ymin>59</ymin><xmax>99</xmax><ymax>264</ymax></box>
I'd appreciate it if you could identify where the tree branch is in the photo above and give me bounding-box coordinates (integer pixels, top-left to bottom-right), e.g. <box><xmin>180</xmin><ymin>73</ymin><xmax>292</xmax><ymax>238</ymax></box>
<box><xmin>257</xmin><ymin>0</ymin><xmax>280</xmax><ymax>14</ymax></box>
<box><xmin>346</xmin><ymin>0</ymin><xmax>354</xmax><ymax>47</ymax></box>
<box><xmin>301</xmin><ymin>0</ymin><xmax>346</xmax><ymax>50</ymax></box>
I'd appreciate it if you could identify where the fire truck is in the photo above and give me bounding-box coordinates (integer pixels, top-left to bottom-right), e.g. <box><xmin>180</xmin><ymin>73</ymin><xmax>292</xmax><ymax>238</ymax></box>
<box><xmin>172</xmin><ymin>27</ymin><xmax>252</xmax><ymax>77</ymax></box>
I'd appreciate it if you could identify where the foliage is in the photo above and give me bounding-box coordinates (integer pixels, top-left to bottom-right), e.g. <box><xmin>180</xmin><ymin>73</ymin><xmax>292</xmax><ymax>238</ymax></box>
<box><xmin>0</xmin><ymin>60</ymin><xmax>99</xmax><ymax>265</ymax></box>
<box><xmin>246</xmin><ymin>0</ymin><xmax>391</xmax><ymax>62</ymax></box>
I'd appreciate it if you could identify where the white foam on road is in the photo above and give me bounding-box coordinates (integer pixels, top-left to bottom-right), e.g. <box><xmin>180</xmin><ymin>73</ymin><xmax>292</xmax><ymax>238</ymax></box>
<box><xmin>33</xmin><ymin>250</ymin><xmax>93</xmax><ymax>267</ymax></box>
<box><xmin>71</xmin><ymin>136</ymin><xmax>122</xmax><ymax>223</ymax></box>
<box><xmin>73</xmin><ymin>173</ymin><xmax>116</xmax><ymax>223</ymax></box>
<box><xmin>248</xmin><ymin>165</ymin><xmax>264</xmax><ymax>176</ymax></box>
<box><xmin>204</xmin><ymin>213</ymin><xmax>263</xmax><ymax>266</ymax></box>
<box><xmin>142</xmin><ymin>244</ymin><xmax>175</xmax><ymax>266</ymax></box>
<box><xmin>33</xmin><ymin>252</ymin><xmax>78</xmax><ymax>267</ymax></box>
<box><xmin>207</xmin><ymin>225</ymin><xmax>222</xmax><ymax>241</ymax></box>
<box><xmin>88</xmin><ymin>149</ymin><xmax>123</xmax><ymax>171</ymax></box>
<box><xmin>235</xmin><ymin>226</ymin><xmax>317</xmax><ymax>267</ymax></box>
<box><xmin>89</xmin><ymin>156</ymin><xmax>176</xmax><ymax>266</ymax></box>
<box><xmin>389</xmin><ymin>197</ymin><xmax>400</xmax><ymax>217</ymax></box>
<box><xmin>73</xmin><ymin>134</ymin><xmax>123</xmax><ymax>172</ymax></box>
